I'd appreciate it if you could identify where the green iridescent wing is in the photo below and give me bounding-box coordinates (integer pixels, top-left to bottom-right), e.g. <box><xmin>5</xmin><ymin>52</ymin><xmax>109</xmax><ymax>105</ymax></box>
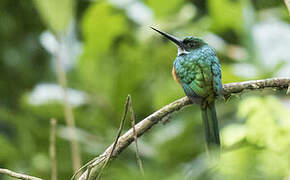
<box><xmin>174</xmin><ymin>52</ymin><xmax>222</xmax><ymax>99</ymax></box>
<box><xmin>211</xmin><ymin>57</ymin><xmax>222</xmax><ymax>97</ymax></box>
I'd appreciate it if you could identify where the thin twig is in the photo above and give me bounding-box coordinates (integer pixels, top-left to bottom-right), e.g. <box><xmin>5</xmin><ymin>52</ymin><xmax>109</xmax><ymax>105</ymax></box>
<box><xmin>78</xmin><ymin>77</ymin><xmax>290</xmax><ymax>180</ymax></box>
<box><xmin>50</xmin><ymin>118</ymin><xmax>57</xmax><ymax>180</ymax></box>
<box><xmin>71</xmin><ymin>95</ymin><xmax>133</xmax><ymax>180</ymax></box>
<box><xmin>129</xmin><ymin>95</ymin><xmax>144</xmax><ymax>175</ymax></box>
<box><xmin>95</xmin><ymin>95</ymin><xmax>130</xmax><ymax>179</ymax></box>
<box><xmin>71</xmin><ymin>158</ymin><xmax>97</xmax><ymax>180</ymax></box>
<box><xmin>55</xmin><ymin>37</ymin><xmax>81</xmax><ymax>172</ymax></box>
<box><xmin>73</xmin><ymin>96</ymin><xmax>131</xmax><ymax>180</ymax></box>
<box><xmin>0</xmin><ymin>168</ymin><xmax>43</xmax><ymax>180</ymax></box>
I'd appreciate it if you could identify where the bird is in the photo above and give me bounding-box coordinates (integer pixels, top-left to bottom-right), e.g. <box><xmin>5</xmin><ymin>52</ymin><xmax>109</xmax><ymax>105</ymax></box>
<box><xmin>151</xmin><ymin>27</ymin><xmax>223</xmax><ymax>152</ymax></box>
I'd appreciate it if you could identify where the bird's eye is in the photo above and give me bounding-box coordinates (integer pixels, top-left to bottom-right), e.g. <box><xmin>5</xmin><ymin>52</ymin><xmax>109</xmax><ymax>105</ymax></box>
<box><xmin>188</xmin><ymin>42</ymin><xmax>195</xmax><ymax>47</ymax></box>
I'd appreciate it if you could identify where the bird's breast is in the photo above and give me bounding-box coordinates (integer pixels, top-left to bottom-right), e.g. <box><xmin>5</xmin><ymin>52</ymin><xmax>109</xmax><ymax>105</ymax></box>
<box><xmin>172</xmin><ymin>66</ymin><xmax>181</xmax><ymax>86</ymax></box>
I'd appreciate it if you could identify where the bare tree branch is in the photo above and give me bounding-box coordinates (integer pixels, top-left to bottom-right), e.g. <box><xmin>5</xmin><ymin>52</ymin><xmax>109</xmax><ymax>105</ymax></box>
<box><xmin>77</xmin><ymin>77</ymin><xmax>290</xmax><ymax>180</ymax></box>
<box><xmin>222</xmin><ymin>78</ymin><xmax>290</xmax><ymax>95</ymax></box>
<box><xmin>0</xmin><ymin>168</ymin><xmax>43</xmax><ymax>180</ymax></box>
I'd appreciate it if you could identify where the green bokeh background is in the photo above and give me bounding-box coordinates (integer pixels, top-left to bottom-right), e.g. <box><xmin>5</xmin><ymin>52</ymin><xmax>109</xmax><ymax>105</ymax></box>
<box><xmin>0</xmin><ymin>0</ymin><xmax>290</xmax><ymax>179</ymax></box>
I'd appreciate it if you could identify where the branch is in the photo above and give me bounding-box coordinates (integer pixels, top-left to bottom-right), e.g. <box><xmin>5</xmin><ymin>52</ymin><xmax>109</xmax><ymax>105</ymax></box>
<box><xmin>77</xmin><ymin>77</ymin><xmax>290</xmax><ymax>180</ymax></box>
<box><xmin>222</xmin><ymin>78</ymin><xmax>290</xmax><ymax>95</ymax></box>
<box><xmin>0</xmin><ymin>168</ymin><xmax>43</xmax><ymax>180</ymax></box>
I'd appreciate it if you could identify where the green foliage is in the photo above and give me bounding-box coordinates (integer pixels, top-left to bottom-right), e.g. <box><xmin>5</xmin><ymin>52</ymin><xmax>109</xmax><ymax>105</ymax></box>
<box><xmin>239</xmin><ymin>96</ymin><xmax>290</xmax><ymax>149</ymax></box>
<box><xmin>208</xmin><ymin>0</ymin><xmax>244</xmax><ymax>33</ymax></box>
<box><xmin>78</xmin><ymin>2</ymin><xmax>129</xmax><ymax>101</ymax></box>
<box><xmin>146</xmin><ymin>0</ymin><xmax>184</xmax><ymax>18</ymax></box>
<box><xmin>219</xmin><ymin>96</ymin><xmax>290</xmax><ymax>179</ymax></box>
<box><xmin>0</xmin><ymin>0</ymin><xmax>289</xmax><ymax>179</ymax></box>
<box><xmin>0</xmin><ymin>135</ymin><xmax>17</xmax><ymax>163</ymax></box>
<box><xmin>33</xmin><ymin>0</ymin><xmax>75</xmax><ymax>33</ymax></box>
<box><xmin>82</xmin><ymin>2</ymin><xmax>128</xmax><ymax>56</ymax></box>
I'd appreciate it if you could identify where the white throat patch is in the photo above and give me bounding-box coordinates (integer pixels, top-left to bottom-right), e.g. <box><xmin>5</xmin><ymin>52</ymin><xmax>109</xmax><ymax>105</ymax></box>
<box><xmin>177</xmin><ymin>47</ymin><xmax>189</xmax><ymax>56</ymax></box>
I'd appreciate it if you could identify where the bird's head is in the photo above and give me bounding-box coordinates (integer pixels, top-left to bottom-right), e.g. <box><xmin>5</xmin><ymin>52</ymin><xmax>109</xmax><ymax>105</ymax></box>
<box><xmin>151</xmin><ymin>27</ymin><xmax>206</xmax><ymax>56</ymax></box>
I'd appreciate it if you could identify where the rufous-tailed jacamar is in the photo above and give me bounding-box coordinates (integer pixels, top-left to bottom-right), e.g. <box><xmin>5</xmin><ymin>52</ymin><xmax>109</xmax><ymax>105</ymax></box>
<box><xmin>151</xmin><ymin>27</ymin><xmax>222</xmax><ymax>151</ymax></box>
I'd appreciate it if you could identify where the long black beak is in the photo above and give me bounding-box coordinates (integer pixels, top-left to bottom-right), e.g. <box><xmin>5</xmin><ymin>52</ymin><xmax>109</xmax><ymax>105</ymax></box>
<box><xmin>150</xmin><ymin>27</ymin><xmax>183</xmax><ymax>48</ymax></box>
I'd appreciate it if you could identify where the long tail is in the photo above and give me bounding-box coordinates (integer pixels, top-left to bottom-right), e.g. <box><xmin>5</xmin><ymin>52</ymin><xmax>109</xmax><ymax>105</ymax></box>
<box><xmin>201</xmin><ymin>101</ymin><xmax>220</xmax><ymax>150</ymax></box>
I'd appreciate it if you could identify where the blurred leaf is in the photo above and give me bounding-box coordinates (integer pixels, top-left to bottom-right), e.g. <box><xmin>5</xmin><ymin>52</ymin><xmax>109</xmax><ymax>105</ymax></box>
<box><xmin>285</xmin><ymin>0</ymin><xmax>290</xmax><ymax>13</ymax></box>
<box><xmin>238</xmin><ymin>96</ymin><xmax>290</xmax><ymax>150</ymax></box>
<box><xmin>146</xmin><ymin>0</ymin><xmax>184</xmax><ymax>18</ymax></box>
<box><xmin>222</xmin><ymin>124</ymin><xmax>246</xmax><ymax>147</ymax></box>
<box><xmin>219</xmin><ymin>96</ymin><xmax>290</xmax><ymax>179</ymax></box>
<box><xmin>32</xmin><ymin>153</ymin><xmax>50</xmax><ymax>172</ymax></box>
<box><xmin>78</xmin><ymin>2</ymin><xmax>129</xmax><ymax>101</ymax></box>
<box><xmin>33</xmin><ymin>0</ymin><xmax>74</xmax><ymax>33</ymax></box>
<box><xmin>0</xmin><ymin>135</ymin><xmax>17</xmax><ymax>163</ymax></box>
<box><xmin>259</xmin><ymin>150</ymin><xmax>290</xmax><ymax>179</ymax></box>
<box><xmin>81</xmin><ymin>2</ymin><xmax>128</xmax><ymax>57</ymax></box>
<box><xmin>219</xmin><ymin>147</ymin><xmax>258</xmax><ymax>180</ymax></box>
<box><xmin>208</xmin><ymin>0</ymin><xmax>244</xmax><ymax>33</ymax></box>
